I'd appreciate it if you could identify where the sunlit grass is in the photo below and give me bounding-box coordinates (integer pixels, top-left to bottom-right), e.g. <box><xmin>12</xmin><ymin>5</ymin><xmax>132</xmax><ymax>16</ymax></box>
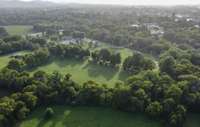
<box><xmin>4</xmin><ymin>25</ymin><xmax>33</xmax><ymax>35</ymax></box>
<box><xmin>20</xmin><ymin>106</ymin><xmax>163</xmax><ymax>127</ymax></box>
<box><xmin>31</xmin><ymin>59</ymin><xmax>129</xmax><ymax>87</ymax></box>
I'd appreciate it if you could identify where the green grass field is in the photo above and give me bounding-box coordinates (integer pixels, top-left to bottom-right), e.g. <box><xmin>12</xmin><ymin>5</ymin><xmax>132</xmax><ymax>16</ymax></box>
<box><xmin>0</xmin><ymin>51</ymin><xmax>30</xmax><ymax>69</ymax></box>
<box><xmin>20</xmin><ymin>106</ymin><xmax>163</xmax><ymax>127</ymax></box>
<box><xmin>31</xmin><ymin>59</ymin><xmax>130</xmax><ymax>87</ymax></box>
<box><xmin>4</xmin><ymin>25</ymin><xmax>33</xmax><ymax>35</ymax></box>
<box><xmin>31</xmin><ymin>47</ymin><xmax>133</xmax><ymax>86</ymax></box>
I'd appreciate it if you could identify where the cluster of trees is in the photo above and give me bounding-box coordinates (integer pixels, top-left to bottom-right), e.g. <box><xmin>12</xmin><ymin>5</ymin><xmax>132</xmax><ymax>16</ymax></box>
<box><xmin>0</xmin><ymin>27</ymin><xmax>8</xmax><ymax>38</ymax></box>
<box><xmin>1</xmin><ymin>4</ymin><xmax>200</xmax><ymax>54</ymax></box>
<box><xmin>91</xmin><ymin>49</ymin><xmax>121</xmax><ymax>67</ymax></box>
<box><xmin>7</xmin><ymin>48</ymin><xmax>50</xmax><ymax>71</ymax></box>
<box><xmin>7</xmin><ymin>44</ymin><xmax>90</xmax><ymax>71</ymax></box>
<box><xmin>164</xmin><ymin>27</ymin><xmax>200</xmax><ymax>49</ymax></box>
<box><xmin>0</xmin><ymin>68</ymin><xmax>199</xmax><ymax>127</ymax></box>
<box><xmin>72</xmin><ymin>31</ymin><xmax>85</xmax><ymax>40</ymax></box>
<box><xmin>123</xmin><ymin>52</ymin><xmax>156</xmax><ymax>74</ymax></box>
<box><xmin>129</xmin><ymin>38</ymin><xmax>171</xmax><ymax>57</ymax></box>
<box><xmin>159</xmin><ymin>48</ymin><xmax>200</xmax><ymax>80</ymax></box>
<box><xmin>0</xmin><ymin>5</ymin><xmax>200</xmax><ymax>127</ymax></box>
<box><xmin>49</xmin><ymin>44</ymin><xmax>90</xmax><ymax>60</ymax></box>
<box><xmin>0</xmin><ymin>36</ymin><xmax>25</xmax><ymax>55</ymax></box>
<box><xmin>0</xmin><ymin>36</ymin><xmax>47</xmax><ymax>55</ymax></box>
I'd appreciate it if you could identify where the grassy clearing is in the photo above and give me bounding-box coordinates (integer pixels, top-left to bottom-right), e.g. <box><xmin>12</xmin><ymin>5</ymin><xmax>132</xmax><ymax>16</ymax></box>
<box><xmin>20</xmin><ymin>106</ymin><xmax>162</xmax><ymax>127</ymax></box>
<box><xmin>31</xmin><ymin>46</ymin><xmax>133</xmax><ymax>86</ymax></box>
<box><xmin>184</xmin><ymin>113</ymin><xmax>200</xmax><ymax>127</ymax></box>
<box><xmin>0</xmin><ymin>51</ymin><xmax>30</xmax><ymax>69</ymax></box>
<box><xmin>3</xmin><ymin>25</ymin><xmax>33</xmax><ymax>35</ymax></box>
<box><xmin>31</xmin><ymin>59</ymin><xmax>130</xmax><ymax>87</ymax></box>
<box><xmin>31</xmin><ymin>42</ymin><xmax>159</xmax><ymax>86</ymax></box>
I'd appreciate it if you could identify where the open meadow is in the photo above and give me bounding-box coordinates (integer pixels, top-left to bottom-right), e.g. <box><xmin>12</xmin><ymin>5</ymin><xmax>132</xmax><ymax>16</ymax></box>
<box><xmin>20</xmin><ymin>106</ymin><xmax>163</xmax><ymax>127</ymax></box>
<box><xmin>3</xmin><ymin>25</ymin><xmax>33</xmax><ymax>35</ymax></box>
<box><xmin>31</xmin><ymin>45</ymin><xmax>133</xmax><ymax>86</ymax></box>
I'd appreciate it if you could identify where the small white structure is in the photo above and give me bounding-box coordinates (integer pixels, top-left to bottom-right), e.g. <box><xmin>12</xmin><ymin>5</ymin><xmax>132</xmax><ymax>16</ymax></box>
<box><xmin>144</xmin><ymin>23</ymin><xmax>164</xmax><ymax>37</ymax></box>
<box><xmin>60</xmin><ymin>36</ymin><xmax>76</xmax><ymax>45</ymax></box>
<box><xmin>28</xmin><ymin>32</ymin><xmax>44</xmax><ymax>37</ymax></box>
<box><xmin>131</xmin><ymin>24</ymin><xmax>140</xmax><ymax>28</ymax></box>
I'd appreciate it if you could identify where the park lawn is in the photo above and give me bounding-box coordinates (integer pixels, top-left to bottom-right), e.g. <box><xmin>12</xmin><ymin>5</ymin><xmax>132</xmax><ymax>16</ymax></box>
<box><xmin>30</xmin><ymin>43</ymin><xmax>159</xmax><ymax>86</ymax></box>
<box><xmin>0</xmin><ymin>51</ymin><xmax>30</xmax><ymax>69</ymax></box>
<box><xmin>82</xmin><ymin>41</ymin><xmax>133</xmax><ymax>61</ymax></box>
<box><xmin>31</xmin><ymin>59</ymin><xmax>130</xmax><ymax>87</ymax></box>
<box><xmin>20</xmin><ymin>106</ymin><xmax>163</xmax><ymax>127</ymax></box>
<box><xmin>31</xmin><ymin>43</ymin><xmax>133</xmax><ymax>86</ymax></box>
<box><xmin>4</xmin><ymin>25</ymin><xmax>33</xmax><ymax>35</ymax></box>
<box><xmin>184</xmin><ymin>113</ymin><xmax>200</xmax><ymax>127</ymax></box>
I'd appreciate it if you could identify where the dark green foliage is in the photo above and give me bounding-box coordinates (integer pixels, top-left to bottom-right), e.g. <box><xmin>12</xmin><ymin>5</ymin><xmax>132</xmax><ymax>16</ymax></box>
<box><xmin>123</xmin><ymin>52</ymin><xmax>155</xmax><ymax>74</ymax></box>
<box><xmin>145</xmin><ymin>101</ymin><xmax>163</xmax><ymax>117</ymax></box>
<box><xmin>22</xmin><ymin>48</ymin><xmax>50</xmax><ymax>69</ymax></box>
<box><xmin>0</xmin><ymin>6</ymin><xmax>200</xmax><ymax>127</ymax></box>
<box><xmin>159</xmin><ymin>56</ymin><xmax>176</xmax><ymax>78</ymax></box>
<box><xmin>0</xmin><ymin>67</ymin><xmax>199</xmax><ymax>127</ymax></box>
<box><xmin>49</xmin><ymin>44</ymin><xmax>90</xmax><ymax>60</ymax></box>
<box><xmin>44</xmin><ymin>107</ymin><xmax>54</xmax><ymax>119</ymax></box>
<box><xmin>91</xmin><ymin>49</ymin><xmax>121</xmax><ymax>67</ymax></box>
<box><xmin>0</xmin><ymin>27</ymin><xmax>8</xmax><ymax>38</ymax></box>
<box><xmin>72</xmin><ymin>31</ymin><xmax>85</xmax><ymax>40</ymax></box>
<box><xmin>7</xmin><ymin>59</ymin><xmax>24</xmax><ymax>72</ymax></box>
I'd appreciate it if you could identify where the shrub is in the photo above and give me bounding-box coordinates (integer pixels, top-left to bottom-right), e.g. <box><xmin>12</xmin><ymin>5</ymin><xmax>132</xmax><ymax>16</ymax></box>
<box><xmin>44</xmin><ymin>107</ymin><xmax>54</xmax><ymax>119</ymax></box>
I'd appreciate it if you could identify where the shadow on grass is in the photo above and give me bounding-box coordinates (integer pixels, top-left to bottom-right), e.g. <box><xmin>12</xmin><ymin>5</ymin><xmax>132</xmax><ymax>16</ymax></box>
<box><xmin>37</xmin><ymin>118</ymin><xmax>48</xmax><ymax>127</ymax></box>
<box><xmin>83</xmin><ymin>62</ymin><xmax>119</xmax><ymax>81</ymax></box>
<box><xmin>54</xmin><ymin>58</ymin><xmax>85</xmax><ymax>68</ymax></box>
<box><xmin>37</xmin><ymin>118</ymin><xmax>57</xmax><ymax>127</ymax></box>
<box><xmin>118</xmin><ymin>70</ymin><xmax>131</xmax><ymax>81</ymax></box>
<box><xmin>0</xmin><ymin>88</ymin><xmax>12</xmax><ymax>98</ymax></box>
<box><xmin>29</xmin><ymin>58</ymin><xmax>85</xmax><ymax>72</ymax></box>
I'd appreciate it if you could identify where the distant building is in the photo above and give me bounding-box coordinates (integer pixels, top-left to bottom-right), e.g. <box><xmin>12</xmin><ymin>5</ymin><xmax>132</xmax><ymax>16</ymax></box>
<box><xmin>130</xmin><ymin>24</ymin><xmax>140</xmax><ymax>28</ymax></box>
<box><xmin>27</xmin><ymin>32</ymin><xmax>44</xmax><ymax>37</ymax></box>
<box><xmin>194</xmin><ymin>25</ymin><xmax>200</xmax><ymax>28</ymax></box>
<box><xmin>144</xmin><ymin>23</ymin><xmax>164</xmax><ymax>37</ymax></box>
<box><xmin>61</xmin><ymin>36</ymin><xmax>77</xmax><ymax>45</ymax></box>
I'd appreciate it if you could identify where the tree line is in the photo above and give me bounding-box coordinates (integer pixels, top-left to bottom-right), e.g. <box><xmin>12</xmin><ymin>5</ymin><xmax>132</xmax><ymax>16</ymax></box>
<box><xmin>0</xmin><ymin>68</ymin><xmax>199</xmax><ymax>127</ymax></box>
<box><xmin>91</xmin><ymin>48</ymin><xmax>121</xmax><ymax>67</ymax></box>
<box><xmin>0</xmin><ymin>35</ymin><xmax>47</xmax><ymax>55</ymax></box>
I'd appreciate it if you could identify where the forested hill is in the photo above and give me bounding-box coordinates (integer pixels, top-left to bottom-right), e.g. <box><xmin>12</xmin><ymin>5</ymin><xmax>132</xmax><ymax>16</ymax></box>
<box><xmin>0</xmin><ymin>0</ymin><xmax>59</xmax><ymax>8</ymax></box>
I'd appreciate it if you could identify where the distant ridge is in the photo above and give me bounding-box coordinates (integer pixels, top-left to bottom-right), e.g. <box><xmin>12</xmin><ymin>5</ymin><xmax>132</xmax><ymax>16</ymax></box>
<box><xmin>0</xmin><ymin>0</ymin><xmax>61</xmax><ymax>8</ymax></box>
<box><xmin>0</xmin><ymin>0</ymin><xmax>200</xmax><ymax>9</ymax></box>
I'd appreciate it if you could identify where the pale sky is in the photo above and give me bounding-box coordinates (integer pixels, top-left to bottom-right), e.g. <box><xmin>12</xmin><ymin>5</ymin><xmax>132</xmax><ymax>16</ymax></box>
<box><xmin>20</xmin><ymin>0</ymin><xmax>200</xmax><ymax>6</ymax></box>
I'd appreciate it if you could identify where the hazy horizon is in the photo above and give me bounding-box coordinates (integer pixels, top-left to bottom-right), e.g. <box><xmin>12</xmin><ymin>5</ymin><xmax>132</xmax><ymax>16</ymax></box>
<box><xmin>16</xmin><ymin>0</ymin><xmax>200</xmax><ymax>6</ymax></box>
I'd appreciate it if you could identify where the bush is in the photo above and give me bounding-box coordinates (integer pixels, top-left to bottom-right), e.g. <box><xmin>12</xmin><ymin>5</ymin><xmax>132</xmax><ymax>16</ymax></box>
<box><xmin>44</xmin><ymin>107</ymin><xmax>54</xmax><ymax>119</ymax></box>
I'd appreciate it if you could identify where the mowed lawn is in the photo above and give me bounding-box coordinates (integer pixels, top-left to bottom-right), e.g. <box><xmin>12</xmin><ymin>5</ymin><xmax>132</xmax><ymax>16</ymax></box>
<box><xmin>0</xmin><ymin>51</ymin><xmax>30</xmax><ymax>69</ymax></box>
<box><xmin>20</xmin><ymin>106</ymin><xmax>163</xmax><ymax>127</ymax></box>
<box><xmin>3</xmin><ymin>25</ymin><xmax>33</xmax><ymax>35</ymax></box>
<box><xmin>32</xmin><ymin>59</ymin><xmax>130</xmax><ymax>87</ymax></box>
<box><xmin>31</xmin><ymin>48</ymin><xmax>133</xmax><ymax>87</ymax></box>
